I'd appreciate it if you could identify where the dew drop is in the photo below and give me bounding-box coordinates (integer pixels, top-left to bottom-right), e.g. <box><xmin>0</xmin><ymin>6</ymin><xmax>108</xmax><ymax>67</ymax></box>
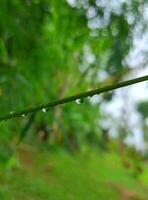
<box><xmin>22</xmin><ymin>114</ymin><xmax>26</xmax><ymax>117</ymax></box>
<box><xmin>76</xmin><ymin>98</ymin><xmax>84</xmax><ymax>104</ymax></box>
<box><xmin>42</xmin><ymin>108</ymin><xmax>49</xmax><ymax>112</ymax></box>
<box><xmin>10</xmin><ymin>111</ymin><xmax>13</xmax><ymax>115</ymax></box>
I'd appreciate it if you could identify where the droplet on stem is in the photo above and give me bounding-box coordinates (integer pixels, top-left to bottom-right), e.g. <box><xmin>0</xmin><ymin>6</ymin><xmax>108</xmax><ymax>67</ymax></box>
<box><xmin>42</xmin><ymin>108</ymin><xmax>49</xmax><ymax>112</ymax></box>
<box><xmin>76</xmin><ymin>98</ymin><xmax>84</xmax><ymax>104</ymax></box>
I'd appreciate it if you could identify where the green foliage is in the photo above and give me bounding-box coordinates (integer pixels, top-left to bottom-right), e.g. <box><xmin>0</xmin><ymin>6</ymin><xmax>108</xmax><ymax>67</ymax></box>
<box><xmin>0</xmin><ymin>0</ymin><xmax>147</xmax><ymax>167</ymax></box>
<box><xmin>0</xmin><ymin>148</ymin><xmax>147</xmax><ymax>199</ymax></box>
<box><xmin>0</xmin><ymin>1</ymin><xmax>147</xmax><ymax>198</ymax></box>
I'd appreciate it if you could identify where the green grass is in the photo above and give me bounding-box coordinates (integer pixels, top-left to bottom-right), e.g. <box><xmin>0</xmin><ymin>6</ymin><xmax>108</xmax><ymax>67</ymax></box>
<box><xmin>0</xmin><ymin>146</ymin><xmax>147</xmax><ymax>200</ymax></box>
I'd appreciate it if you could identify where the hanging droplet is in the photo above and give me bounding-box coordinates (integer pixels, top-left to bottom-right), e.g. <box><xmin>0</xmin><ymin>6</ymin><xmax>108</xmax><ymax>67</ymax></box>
<box><xmin>42</xmin><ymin>108</ymin><xmax>49</xmax><ymax>113</ymax></box>
<box><xmin>76</xmin><ymin>98</ymin><xmax>84</xmax><ymax>104</ymax></box>
<box><xmin>90</xmin><ymin>94</ymin><xmax>101</xmax><ymax>104</ymax></box>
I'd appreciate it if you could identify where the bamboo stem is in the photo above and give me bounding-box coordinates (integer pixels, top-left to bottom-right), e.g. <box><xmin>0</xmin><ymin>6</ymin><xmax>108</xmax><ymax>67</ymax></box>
<box><xmin>0</xmin><ymin>75</ymin><xmax>147</xmax><ymax>122</ymax></box>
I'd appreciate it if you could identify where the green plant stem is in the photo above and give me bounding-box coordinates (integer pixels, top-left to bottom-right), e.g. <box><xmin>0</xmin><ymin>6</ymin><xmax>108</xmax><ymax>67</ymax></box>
<box><xmin>0</xmin><ymin>75</ymin><xmax>147</xmax><ymax>122</ymax></box>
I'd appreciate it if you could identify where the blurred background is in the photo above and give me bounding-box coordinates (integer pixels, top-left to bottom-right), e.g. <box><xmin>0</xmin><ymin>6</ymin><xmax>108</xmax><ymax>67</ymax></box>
<box><xmin>0</xmin><ymin>0</ymin><xmax>148</xmax><ymax>199</ymax></box>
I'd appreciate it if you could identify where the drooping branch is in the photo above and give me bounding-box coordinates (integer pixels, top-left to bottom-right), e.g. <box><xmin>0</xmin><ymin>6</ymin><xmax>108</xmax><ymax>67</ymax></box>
<box><xmin>0</xmin><ymin>75</ymin><xmax>147</xmax><ymax>122</ymax></box>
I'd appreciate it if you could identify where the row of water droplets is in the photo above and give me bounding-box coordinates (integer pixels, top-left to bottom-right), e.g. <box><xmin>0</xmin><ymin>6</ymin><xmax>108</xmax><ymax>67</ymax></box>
<box><xmin>7</xmin><ymin>94</ymin><xmax>96</xmax><ymax>121</ymax></box>
<box><xmin>9</xmin><ymin>107</ymin><xmax>50</xmax><ymax>117</ymax></box>
<box><xmin>10</xmin><ymin>111</ymin><xmax>26</xmax><ymax>117</ymax></box>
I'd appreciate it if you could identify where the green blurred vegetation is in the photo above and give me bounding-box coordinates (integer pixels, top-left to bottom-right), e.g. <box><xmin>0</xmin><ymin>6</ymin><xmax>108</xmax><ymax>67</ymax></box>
<box><xmin>0</xmin><ymin>0</ymin><xmax>148</xmax><ymax>199</ymax></box>
<box><xmin>0</xmin><ymin>146</ymin><xmax>148</xmax><ymax>200</ymax></box>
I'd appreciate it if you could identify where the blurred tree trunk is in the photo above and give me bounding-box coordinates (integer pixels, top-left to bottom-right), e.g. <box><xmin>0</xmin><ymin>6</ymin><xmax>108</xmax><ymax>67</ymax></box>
<box><xmin>118</xmin><ymin>127</ymin><xmax>125</xmax><ymax>155</ymax></box>
<box><xmin>52</xmin><ymin>77</ymin><xmax>70</xmax><ymax>144</ymax></box>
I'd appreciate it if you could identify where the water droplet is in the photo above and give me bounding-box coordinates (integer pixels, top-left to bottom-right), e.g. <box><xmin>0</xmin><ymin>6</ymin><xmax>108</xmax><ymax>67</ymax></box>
<box><xmin>76</xmin><ymin>98</ymin><xmax>84</xmax><ymax>104</ymax></box>
<box><xmin>22</xmin><ymin>114</ymin><xmax>26</xmax><ymax>117</ymax></box>
<box><xmin>90</xmin><ymin>94</ymin><xmax>101</xmax><ymax>104</ymax></box>
<box><xmin>42</xmin><ymin>108</ymin><xmax>49</xmax><ymax>112</ymax></box>
<box><xmin>10</xmin><ymin>111</ymin><xmax>13</xmax><ymax>115</ymax></box>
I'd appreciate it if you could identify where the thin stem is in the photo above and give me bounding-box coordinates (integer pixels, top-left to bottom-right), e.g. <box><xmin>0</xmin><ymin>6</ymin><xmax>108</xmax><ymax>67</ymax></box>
<box><xmin>0</xmin><ymin>75</ymin><xmax>147</xmax><ymax>122</ymax></box>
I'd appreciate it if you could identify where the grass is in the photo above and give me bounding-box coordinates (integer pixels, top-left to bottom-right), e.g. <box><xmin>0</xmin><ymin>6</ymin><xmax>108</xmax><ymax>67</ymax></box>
<box><xmin>0</xmin><ymin>145</ymin><xmax>147</xmax><ymax>200</ymax></box>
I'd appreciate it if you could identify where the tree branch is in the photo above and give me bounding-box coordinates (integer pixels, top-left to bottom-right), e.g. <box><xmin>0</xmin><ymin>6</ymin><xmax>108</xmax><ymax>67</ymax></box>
<box><xmin>0</xmin><ymin>75</ymin><xmax>147</xmax><ymax>122</ymax></box>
